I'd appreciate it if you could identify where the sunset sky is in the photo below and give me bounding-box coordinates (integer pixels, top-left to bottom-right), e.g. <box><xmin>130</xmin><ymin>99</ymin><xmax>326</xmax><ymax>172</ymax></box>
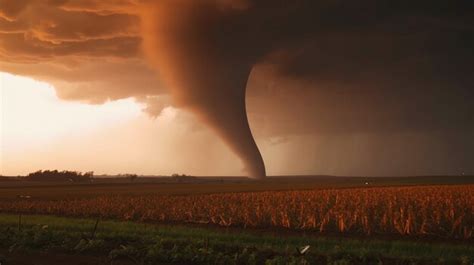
<box><xmin>1</xmin><ymin>0</ymin><xmax>473</xmax><ymax>177</ymax></box>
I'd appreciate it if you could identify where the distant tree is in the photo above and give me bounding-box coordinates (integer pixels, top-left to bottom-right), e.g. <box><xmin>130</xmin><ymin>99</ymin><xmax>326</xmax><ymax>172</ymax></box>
<box><xmin>84</xmin><ymin>171</ymin><xmax>94</xmax><ymax>180</ymax></box>
<box><xmin>127</xmin><ymin>174</ymin><xmax>138</xmax><ymax>182</ymax></box>
<box><xmin>171</xmin><ymin>173</ymin><xmax>196</xmax><ymax>182</ymax></box>
<box><xmin>26</xmin><ymin>170</ymin><xmax>92</xmax><ymax>182</ymax></box>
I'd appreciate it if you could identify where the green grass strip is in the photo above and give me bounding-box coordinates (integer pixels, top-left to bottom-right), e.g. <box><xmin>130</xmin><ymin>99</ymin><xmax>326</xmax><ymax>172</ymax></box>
<box><xmin>0</xmin><ymin>213</ymin><xmax>472</xmax><ymax>265</ymax></box>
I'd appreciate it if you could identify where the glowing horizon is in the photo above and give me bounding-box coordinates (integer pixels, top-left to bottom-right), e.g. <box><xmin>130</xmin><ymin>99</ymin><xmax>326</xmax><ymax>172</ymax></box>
<box><xmin>0</xmin><ymin>72</ymin><xmax>145</xmax><ymax>175</ymax></box>
<box><xmin>0</xmin><ymin>72</ymin><xmax>247</xmax><ymax>177</ymax></box>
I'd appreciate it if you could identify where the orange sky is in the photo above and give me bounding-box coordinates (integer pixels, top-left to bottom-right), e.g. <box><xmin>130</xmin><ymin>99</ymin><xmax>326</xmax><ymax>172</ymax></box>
<box><xmin>0</xmin><ymin>72</ymin><xmax>245</xmax><ymax>176</ymax></box>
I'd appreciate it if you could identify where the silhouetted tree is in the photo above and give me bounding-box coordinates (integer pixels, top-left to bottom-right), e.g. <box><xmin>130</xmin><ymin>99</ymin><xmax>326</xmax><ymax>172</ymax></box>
<box><xmin>128</xmin><ymin>174</ymin><xmax>138</xmax><ymax>182</ymax></box>
<box><xmin>171</xmin><ymin>173</ymin><xmax>196</xmax><ymax>182</ymax></box>
<box><xmin>26</xmin><ymin>170</ymin><xmax>93</xmax><ymax>182</ymax></box>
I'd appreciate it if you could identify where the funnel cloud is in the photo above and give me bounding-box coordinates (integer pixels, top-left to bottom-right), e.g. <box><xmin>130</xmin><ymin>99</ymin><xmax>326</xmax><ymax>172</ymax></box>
<box><xmin>141</xmin><ymin>1</ymin><xmax>270</xmax><ymax>178</ymax></box>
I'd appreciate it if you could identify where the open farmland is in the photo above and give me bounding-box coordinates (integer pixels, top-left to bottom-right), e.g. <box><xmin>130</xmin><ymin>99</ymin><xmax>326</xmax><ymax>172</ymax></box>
<box><xmin>1</xmin><ymin>184</ymin><xmax>472</xmax><ymax>240</ymax></box>
<box><xmin>0</xmin><ymin>175</ymin><xmax>472</xmax><ymax>199</ymax></box>
<box><xmin>1</xmin><ymin>213</ymin><xmax>473</xmax><ymax>265</ymax></box>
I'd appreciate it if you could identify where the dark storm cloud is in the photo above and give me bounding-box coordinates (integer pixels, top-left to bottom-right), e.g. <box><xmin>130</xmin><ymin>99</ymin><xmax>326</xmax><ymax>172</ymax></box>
<box><xmin>0</xmin><ymin>0</ymin><xmax>156</xmax><ymax>103</ymax></box>
<box><xmin>1</xmin><ymin>0</ymin><xmax>473</xmax><ymax>176</ymax></box>
<box><xmin>0</xmin><ymin>33</ymin><xmax>140</xmax><ymax>60</ymax></box>
<box><xmin>0</xmin><ymin>0</ymin><xmax>29</xmax><ymax>21</ymax></box>
<box><xmin>243</xmin><ymin>0</ymin><xmax>474</xmax><ymax>135</ymax></box>
<box><xmin>140</xmin><ymin>0</ymin><xmax>473</xmax><ymax>177</ymax></box>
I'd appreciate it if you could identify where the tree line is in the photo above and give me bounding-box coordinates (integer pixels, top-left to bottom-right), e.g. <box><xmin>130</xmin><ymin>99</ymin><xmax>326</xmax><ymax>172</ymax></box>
<box><xmin>26</xmin><ymin>170</ymin><xmax>94</xmax><ymax>182</ymax></box>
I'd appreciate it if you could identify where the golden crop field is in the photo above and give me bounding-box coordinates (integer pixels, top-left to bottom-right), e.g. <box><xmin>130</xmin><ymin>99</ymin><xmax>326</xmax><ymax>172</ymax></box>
<box><xmin>1</xmin><ymin>185</ymin><xmax>472</xmax><ymax>239</ymax></box>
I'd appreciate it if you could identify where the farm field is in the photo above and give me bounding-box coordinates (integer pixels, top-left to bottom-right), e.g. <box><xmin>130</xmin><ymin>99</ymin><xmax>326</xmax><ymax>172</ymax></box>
<box><xmin>1</xmin><ymin>185</ymin><xmax>473</xmax><ymax>240</ymax></box>
<box><xmin>0</xmin><ymin>176</ymin><xmax>473</xmax><ymax>264</ymax></box>
<box><xmin>0</xmin><ymin>214</ymin><xmax>473</xmax><ymax>265</ymax></box>
<box><xmin>0</xmin><ymin>175</ymin><xmax>472</xmax><ymax>199</ymax></box>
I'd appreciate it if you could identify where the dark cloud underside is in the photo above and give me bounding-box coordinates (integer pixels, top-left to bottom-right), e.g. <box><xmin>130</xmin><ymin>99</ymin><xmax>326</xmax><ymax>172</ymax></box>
<box><xmin>1</xmin><ymin>0</ymin><xmax>473</xmax><ymax>176</ymax></box>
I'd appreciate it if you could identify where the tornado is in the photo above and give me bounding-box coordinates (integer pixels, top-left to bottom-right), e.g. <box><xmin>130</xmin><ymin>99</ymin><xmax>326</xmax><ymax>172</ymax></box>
<box><xmin>140</xmin><ymin>1</ymin><xmax>266</xmax><ymax>178</ymax></box>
